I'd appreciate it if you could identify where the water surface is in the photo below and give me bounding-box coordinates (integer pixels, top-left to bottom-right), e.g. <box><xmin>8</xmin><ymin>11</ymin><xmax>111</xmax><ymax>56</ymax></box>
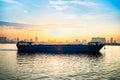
<box><xmin>0</xmin><ymin>44</ymin><xmax>120</xmax><ymax>80</ymax></box>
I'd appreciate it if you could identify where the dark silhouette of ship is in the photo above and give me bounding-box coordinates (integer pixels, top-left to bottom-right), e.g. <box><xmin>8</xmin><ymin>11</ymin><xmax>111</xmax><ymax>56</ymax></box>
<box><xmin>16</xmin><ymin>41</ymin><xmax>104</xmax><ymax>53</ymax></box>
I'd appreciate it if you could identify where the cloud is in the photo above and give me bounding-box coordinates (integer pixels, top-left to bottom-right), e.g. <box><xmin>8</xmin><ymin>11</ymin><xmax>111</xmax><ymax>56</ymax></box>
<box><xmin>74</xmin><ymin>0</ymin><xmax>98</xmax><ymax>6</ymax></box>
<box><xmin>52</xmin><ymin>5</ymin><xmax>69</xmax><ymax>11</ymax></box>
<box><xmin>49</xmin><ymin>0</ymin><xmax>70</xmax><ymax>11</ymax></box>
<box><xmin>2</xmin><ymin>0</ymin><xmax>22</xmax><ymax>6</ymax></box>
<box><xmin>49</xmin><ymin>0</ymin><xmax>98</xmax><ymax>6</ymax></box>
<box><xmin>1</xmin><ymin>0</ymin><xmax>29</xmax><ymax>14</ymax></box>
<box><xmin>49</xmin><ymin>0</ymin><xmax>99</xmax><ymax>11</ymax></box>
<box><xmin>23</xmin><ymin>10</ymin><xmax>28</xmax><ymax>13</ymax></box>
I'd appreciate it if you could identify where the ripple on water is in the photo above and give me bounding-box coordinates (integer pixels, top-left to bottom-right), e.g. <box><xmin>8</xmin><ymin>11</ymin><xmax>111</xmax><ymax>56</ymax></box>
<box><xmin>0</xmin><ymin>44</ymin><xmax>120</xmax><ymax>80</ymax></box>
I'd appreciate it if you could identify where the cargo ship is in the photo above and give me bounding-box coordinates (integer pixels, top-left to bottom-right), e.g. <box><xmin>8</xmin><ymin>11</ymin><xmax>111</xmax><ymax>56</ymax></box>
<box><xmin>16</xmin><ymin>41</ymin><xmax>104</xmax><ymax>53</ymax></box>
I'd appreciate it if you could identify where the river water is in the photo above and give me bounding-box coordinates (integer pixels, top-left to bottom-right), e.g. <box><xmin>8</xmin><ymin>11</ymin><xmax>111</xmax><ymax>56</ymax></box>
<box><xmin>0</xmin><ymin>44</ymin><xmax>120</xmax><ymax>80</ymax></box>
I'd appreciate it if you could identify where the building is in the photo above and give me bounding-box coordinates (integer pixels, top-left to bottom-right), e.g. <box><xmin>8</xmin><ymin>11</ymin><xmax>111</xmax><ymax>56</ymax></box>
<box><xmin>35</xmin><ymin>36</ymin><xmax>38</xmax><ymax>42</ymax></box>
<box><xmin>110</xmin><ymin>37</ymin><xmax>113</xmax><ymax>43</ymax></box>
<box><xmin>0</xmin><ymin>37</ymin><xmax>7</xmax><ymax>43</ymax></box>
<box><xmin>74</xmin><ymin>39</ymin><xmax>81</xmax><ymax>44</ymax></box>
<box><xmin>82</xmin><ymin>40</ymin><xmax>87</xmax><ymax>44</ymax></box>
<box><xmin>114</xmin><ymin>40</ymin><xmax>116</xmax><ymax>43</ymax></box>
<box><xmin>91</xmin><ymin>37</ymin><xmax>106</xmax><ymax>44</ymax></box>
<box><xmin>107</xmin><ymin>40</ymin><xmax>109</xmax><ymax>43</ymax></box>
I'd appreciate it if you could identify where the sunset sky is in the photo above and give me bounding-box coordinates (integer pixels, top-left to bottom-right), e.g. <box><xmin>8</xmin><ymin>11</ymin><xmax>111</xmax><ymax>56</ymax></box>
<box><xmin>0</xmin><ymin>0</ymin><xmax>120</xmax><ymax>42</ymax></box>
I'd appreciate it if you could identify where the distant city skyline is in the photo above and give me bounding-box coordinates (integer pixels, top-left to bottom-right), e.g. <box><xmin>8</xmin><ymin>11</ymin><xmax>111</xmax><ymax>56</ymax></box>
<box><xmin>0</xmin><ymin>36</ymin><xmax>119</xmax><ymax>44</ymax></box>
<box><xmin>0</xmin><ymin>0</ymin><xmax>120</xmax><ymax>42</ymax></box>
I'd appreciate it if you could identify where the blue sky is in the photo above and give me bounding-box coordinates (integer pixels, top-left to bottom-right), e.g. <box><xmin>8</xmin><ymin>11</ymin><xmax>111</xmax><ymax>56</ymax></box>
<box><xmin>0</xmin><ymin>0</ymin><xmax>120</xmax><ymax>24</ymax></box>
<box><xmin>0</xmin><ymin>0</ymin><xmax>120</xmax><ymax>42</ymax></box>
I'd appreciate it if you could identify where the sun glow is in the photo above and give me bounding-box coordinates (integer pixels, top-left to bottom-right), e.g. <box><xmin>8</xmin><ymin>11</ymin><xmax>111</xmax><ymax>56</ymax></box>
<box><xmin>49</xmin><ymin>27</ymin><xmax>62</xmax><ymax>36</ymax></box>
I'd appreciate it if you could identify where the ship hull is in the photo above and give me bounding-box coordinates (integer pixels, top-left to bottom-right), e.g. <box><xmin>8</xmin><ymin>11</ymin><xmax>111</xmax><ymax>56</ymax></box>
<box><xmin>17</xmin><ymin>44</ymin><xmax>103</xmax><ymax>53</ymax></box>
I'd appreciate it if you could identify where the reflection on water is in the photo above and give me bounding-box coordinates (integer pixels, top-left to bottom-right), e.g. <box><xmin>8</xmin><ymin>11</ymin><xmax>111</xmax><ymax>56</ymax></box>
<box><xmin>0</xmin><ymin>50</ymin><xmax>17</xmax><ymax>80</ymax></box>
<box><xmin>17</xmin><ymin>53</ymin><xmax>102</xmax><ymax>79</ymax></box>
<box><xmin>0</xmin><ymin>44</ymin><xmax>120</xmax><ymax>80</ymax></box>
